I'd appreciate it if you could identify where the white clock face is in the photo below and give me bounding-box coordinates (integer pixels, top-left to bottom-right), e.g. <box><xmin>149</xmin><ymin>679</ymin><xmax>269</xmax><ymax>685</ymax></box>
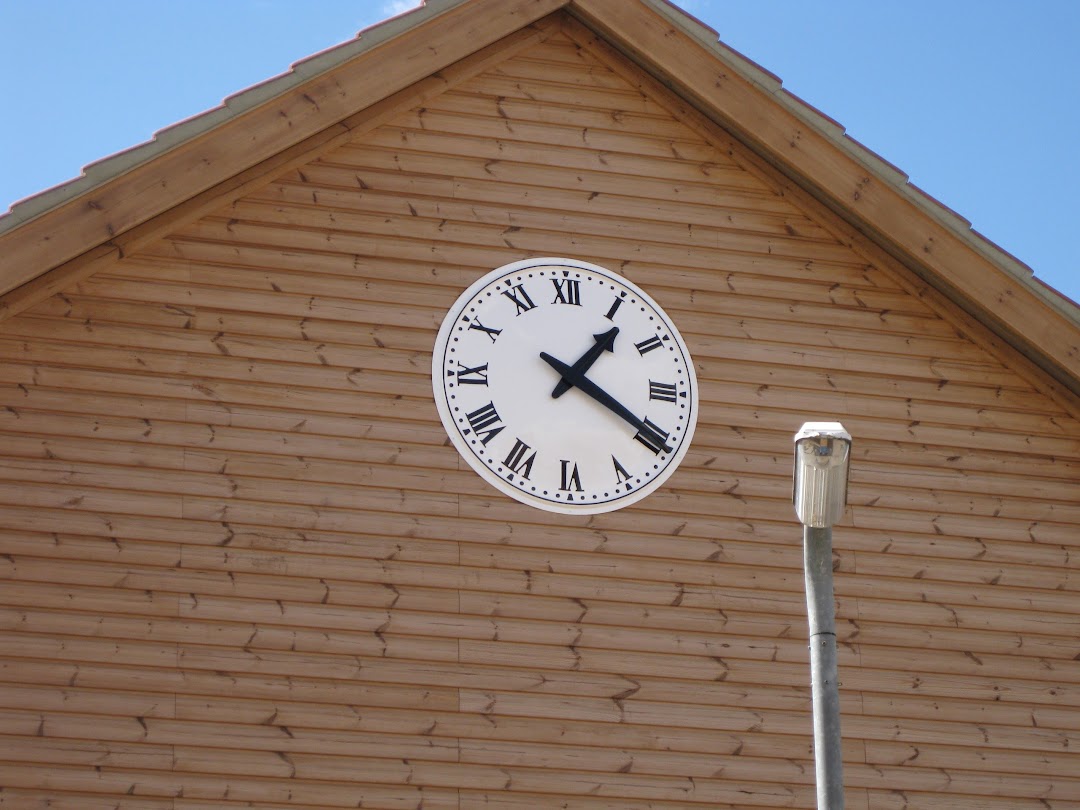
<box><xmin>433</xmin><ymin>258</ymin><xmax>698</xmax><ymax>514</ymax></box>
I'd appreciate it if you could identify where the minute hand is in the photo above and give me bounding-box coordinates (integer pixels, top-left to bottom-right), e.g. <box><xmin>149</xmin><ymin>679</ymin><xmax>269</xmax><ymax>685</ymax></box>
<box><xmin>539</xmin><ymin>352</ymin><xmax>673</xmax><ymax>453</ymax></box>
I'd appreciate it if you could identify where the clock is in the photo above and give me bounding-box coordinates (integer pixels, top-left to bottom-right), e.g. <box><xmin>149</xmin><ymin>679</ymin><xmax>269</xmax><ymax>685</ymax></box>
<box><xmin>432</xmin><ymin>257</ymin><xmax>698</xmax><ymax>514</ymax></box>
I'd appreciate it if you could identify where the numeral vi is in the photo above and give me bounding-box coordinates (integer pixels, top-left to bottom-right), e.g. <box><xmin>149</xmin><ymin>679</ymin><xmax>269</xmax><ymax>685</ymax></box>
<box><xmin>560</xmin><ymin>460</ymin><xmax>583</xmax><ymax>492</ymax></box>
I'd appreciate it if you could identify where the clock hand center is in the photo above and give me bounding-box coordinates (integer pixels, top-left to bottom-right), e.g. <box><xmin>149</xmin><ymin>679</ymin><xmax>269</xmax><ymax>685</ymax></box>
<box><xmin>539</xmin><ymin>351</ymin><xmax>673</xmax><ymax>454</ymax></box>
<box><xmin>551</xmin><ymin>326</ymin><xmax>618</xmax><ymax>399</ymax></box>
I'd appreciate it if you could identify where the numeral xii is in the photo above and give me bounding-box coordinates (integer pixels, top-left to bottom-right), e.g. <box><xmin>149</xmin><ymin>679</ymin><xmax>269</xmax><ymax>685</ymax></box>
<box><xmin>551</xmin><ymin>278</ymin><xmax>581</xmax><ymax>306</ymax></box>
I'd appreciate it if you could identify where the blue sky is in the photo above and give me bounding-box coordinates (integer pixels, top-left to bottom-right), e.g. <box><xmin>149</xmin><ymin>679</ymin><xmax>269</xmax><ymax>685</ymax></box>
<box><xmin>2</xmin><ymin>0</ymin><xmax>1077</xmax><ymax>305</ymax></box>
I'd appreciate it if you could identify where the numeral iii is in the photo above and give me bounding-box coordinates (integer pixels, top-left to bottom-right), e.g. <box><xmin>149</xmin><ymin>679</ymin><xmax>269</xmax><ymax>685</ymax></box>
<box><xmin>648</xmin><ymin>380</ymin><xmax>677</xmax><ymax>402</ymax></box>
<box><xmin>635</xmin><ymin>334</ymin><xmax>666</xmax><ymax>355</ymax></box>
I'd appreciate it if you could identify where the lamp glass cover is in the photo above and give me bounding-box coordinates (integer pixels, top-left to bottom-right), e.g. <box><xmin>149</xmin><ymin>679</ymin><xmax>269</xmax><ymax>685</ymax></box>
<box><xmin>793</xmin><ymin>422</ymin><xmax>851</xmax><ymax>528</ymax></box>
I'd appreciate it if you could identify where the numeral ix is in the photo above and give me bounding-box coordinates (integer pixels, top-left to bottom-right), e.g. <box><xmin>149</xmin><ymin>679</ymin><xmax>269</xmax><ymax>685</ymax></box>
<box><xmin>453</xmin><ymin>361</ymin><xmax>489</xmax><ymax>386</ymax></box>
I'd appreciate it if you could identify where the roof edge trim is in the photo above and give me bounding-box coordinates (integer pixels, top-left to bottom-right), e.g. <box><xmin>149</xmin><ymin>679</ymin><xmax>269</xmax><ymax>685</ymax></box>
<box><xmin>0</xmin><ymin>0</ymin><xmax>466</xmax><ymax>238</ymax></box>
<box><xmin>642</xmin><ymin>0</ymin><xmax>1080</xmax><ymax>329</ymax></box>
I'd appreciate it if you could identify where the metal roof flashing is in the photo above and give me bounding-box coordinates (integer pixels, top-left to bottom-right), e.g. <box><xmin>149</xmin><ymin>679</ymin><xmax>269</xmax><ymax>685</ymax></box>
<box><xmin>0</xmin><ymin>0</ymin><xmax>464</xmax><ymax>239</ymax></box>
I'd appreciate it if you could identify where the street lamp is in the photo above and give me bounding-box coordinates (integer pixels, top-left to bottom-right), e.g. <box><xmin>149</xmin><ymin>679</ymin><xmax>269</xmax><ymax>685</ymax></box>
<box><xmin>793</xmin><ymin>422</ymin><xmax>852</xmax><ymax>810</ymax></box>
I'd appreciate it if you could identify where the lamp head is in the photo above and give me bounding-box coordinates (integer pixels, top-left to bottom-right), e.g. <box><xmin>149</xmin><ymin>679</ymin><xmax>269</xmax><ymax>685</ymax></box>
<box><xmin>793</xmin><ymin>422</ymin><xmax>852</xmax><ymax>528</ymax></box>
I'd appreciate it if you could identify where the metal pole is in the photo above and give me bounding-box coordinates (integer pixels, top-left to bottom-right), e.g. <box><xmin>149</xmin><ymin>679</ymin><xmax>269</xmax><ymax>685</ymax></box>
<box><xmin>803</xmin><ymin>524</ymin><xmax>845</xmax><ymax>809</ymax></box>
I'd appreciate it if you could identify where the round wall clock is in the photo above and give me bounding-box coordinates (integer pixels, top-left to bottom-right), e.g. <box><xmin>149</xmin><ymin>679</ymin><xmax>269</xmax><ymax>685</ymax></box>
<box><xmin>432</xmin><ymin>257</ymin><xmax>698</xmax><ymax>514</ymax></box>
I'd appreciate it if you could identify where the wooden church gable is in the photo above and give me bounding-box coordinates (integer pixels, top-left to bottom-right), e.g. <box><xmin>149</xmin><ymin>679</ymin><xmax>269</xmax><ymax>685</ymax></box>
<box><xmin>0</xmin><ymin>4</ymin><xmax>1078</xmax><ymax>808</ymax></box>
<box><xmin>1</xmin><ymin>0</ymin><xmax>1077</xmax><ymax>408</ymax></box>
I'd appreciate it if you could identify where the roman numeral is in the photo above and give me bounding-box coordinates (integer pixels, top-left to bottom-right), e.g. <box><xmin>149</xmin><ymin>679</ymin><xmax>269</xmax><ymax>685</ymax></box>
<box><xmin>466</xmin><ymin>317</ymin><xmax>502</xmax><ymax>343</ymax></box>
<box><xmin>635</xmin><ymin>334</ymin><xmax>667</xmax><ymax>355</ymax></box>
<box><xmin>501</xmin><ymin>284</ymin><xmax>537</xmax><ymax>316</ymax></box>
<box><xmin>560</xmin><ymin>460</ymin><xmax>583</xmax><ymax>492</ymax></box>
<box><xmin>464</xmin><ymin>402</ymin><xmax>504</xmax><ymax>446</ymax></box>
<box><xmin>503</xmin><ymin>438</ymin><xmax>537</xmax><ymax>480</ymax></box>
<box><xmin>648</xmin><ymin>380</ymin><xmax>678</xmax><ymax>402</ymax></box>
<box><xmin>605</xmin><ymin>294</ymin><xmax>625</xmax><ymax>321</ymax></box>
<box><xmin>551</xmin><ymin>278</ymin><xmax>581</xmax><ymax>306</ymax></box>
<box><xmin>633</xmin><ymin>417</ymin><xmax>671</xmax><ymax>455</ymax></box>
<box><xmin>453</xmin><ymin>361</ymin><xmax>489</xmax><ymax>386</ymax></box>
<box><xmin>612</xmin><ymin>456</ymin><xmax>632</xmax><ymax>491</ymax></box>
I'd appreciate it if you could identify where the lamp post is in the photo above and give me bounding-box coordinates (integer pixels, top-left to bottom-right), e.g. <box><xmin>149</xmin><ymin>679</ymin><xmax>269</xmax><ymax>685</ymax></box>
<box><xmin>793</xmin><ymin>422</ymin><xmax>852</xmax><ymax>810</ymax></box>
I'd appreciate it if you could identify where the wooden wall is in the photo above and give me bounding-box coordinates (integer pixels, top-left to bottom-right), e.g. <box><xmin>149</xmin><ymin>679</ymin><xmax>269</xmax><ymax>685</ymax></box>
<box><xmin>1</xmin><ymin>20</ymin><xmax>1079</xmax><ymax>809</ymax></box>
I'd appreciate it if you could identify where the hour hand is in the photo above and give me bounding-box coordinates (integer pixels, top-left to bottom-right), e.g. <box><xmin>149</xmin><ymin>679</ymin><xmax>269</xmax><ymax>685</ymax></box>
<box><xmin>539</xmin><ymin>351</ymin><xmax>673</xmax><ymax>454</ymax></box>
<box><xmin>551</xmin><ymin>326</ymin><xmax>618</xmax><ymax>399</ymax></box>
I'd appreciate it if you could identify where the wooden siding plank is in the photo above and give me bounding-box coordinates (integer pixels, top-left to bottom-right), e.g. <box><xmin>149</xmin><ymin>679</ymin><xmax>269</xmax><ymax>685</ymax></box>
<box><xmin>4</xmin><ymin>379</ymin><xmax>1078</xmax><ymax>484</ymax></box>
<box><xmin>0</xmin><ymin>659</ymin><xmax>460</xmax><ymax>712</ymax></box>
<box><xmin>0</xmin><ymin>386</ymin><xmax>1076</xmax><ymax>490</ymax></box>
<box><xmin>2</xmin><ymin>439</ymin><xmax>1079</xmax><ymax>549</ymax></box>
<box><xmin>10</xmin><ymin>707</ymin><xmax>1080</xmax><ymax>805</ymax></box>
<box><xmin>5</xmin><ymin>668</ymin><xmax>1078</xmax><ymax>768</ymax></box>
<box><xmin>323</xmin><ymin>142</ymin><xmax>798</xmax><ymax>212</ymax></box>
<box><xmin>0</xmin><ymin>789</ymin><xmax>176</xmax><ymax>810</ymax></box>
<box><xmin>3</xmin><ymin>347</ymin><xmax>1072</xmax><ymax>458</ymax></box>
<box><xmin>219</xmin><ymin>190</ymin><xmax>865</xmax><ymax>265</ymax></box>
<box><xmin>0</xmin><ymin>762</ymin><xmax>457</xmax><ymax>808</ymax></box>
<box><xmin>255</xmin><ymin>167</ymin><xmax>840</xmax><ymax>243</ymax></box>
<box><xmin>1</xmin><ymin>420</ymin><xmax>1077</xmax><ymax>528</ymax></box>
<box><xmin>2</xmin><ymin>310</ymin><xmax>1050</xmax><ymax>413</ymax></box>
<box><xmin>8</xmin><ymin>557</ymin><xmax>1078</xmax><ymax>669</ymax></box>
<box><xmin>31</xmin><ymin>283</ymin><xmax>991</xmax><ymax>368</ymax></box>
